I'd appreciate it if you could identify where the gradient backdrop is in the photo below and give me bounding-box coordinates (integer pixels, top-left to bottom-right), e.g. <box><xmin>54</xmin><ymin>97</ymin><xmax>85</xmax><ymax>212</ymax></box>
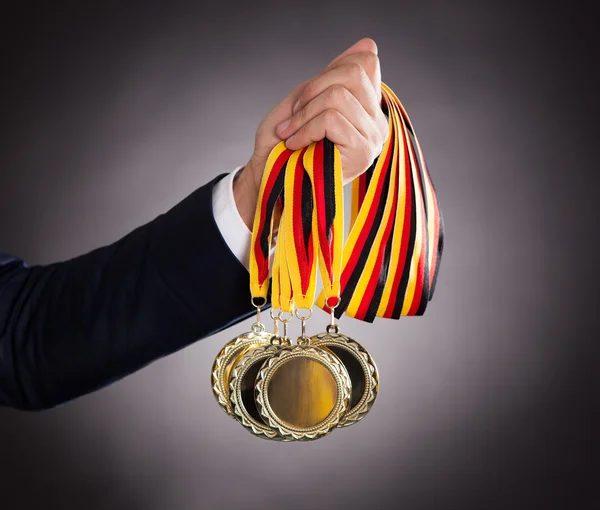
<box><xmin>0</xmin><ymin>1</ymin><xmax>597</xmax><ymax>509</ymax></box>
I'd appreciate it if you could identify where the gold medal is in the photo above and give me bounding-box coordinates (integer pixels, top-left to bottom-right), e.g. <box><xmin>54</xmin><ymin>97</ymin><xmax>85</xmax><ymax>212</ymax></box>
<box><xmin>228</xmin><ymin>340</ymin><xmax>291</xmax><ymax>441</ymax></box>
<box><xmin>255</xmin><ymin>326</ymin><xmax>352</xmax><ymax>441</ymax></box>
<box><xmin>211</xmin><ymin>320</ymin><xmax>273</xmax><ymax>417</ymax></box>
<box><xmin>252</xmin><ymin>148</ymin><xmax>353</xmax><ymax>441</ymax></box>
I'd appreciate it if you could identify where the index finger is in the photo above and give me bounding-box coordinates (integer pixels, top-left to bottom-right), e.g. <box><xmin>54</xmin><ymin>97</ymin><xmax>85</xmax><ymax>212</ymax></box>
<box><xmin>327</xmin><ymin>37</ymin><xmax>378</xmax><ymax>68</ymax></box>
<box><xmin>324</xmin><ymin>51</ymin><xmax>382</xmax><ymax>104</ymax></box>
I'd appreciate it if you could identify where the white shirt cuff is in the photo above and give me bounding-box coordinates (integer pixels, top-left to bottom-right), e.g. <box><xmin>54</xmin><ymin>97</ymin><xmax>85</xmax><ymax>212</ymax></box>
<box><xmin>212</xmin><ymin>165</ymin><xmax>252</xmax><ymax>271</ymax></box>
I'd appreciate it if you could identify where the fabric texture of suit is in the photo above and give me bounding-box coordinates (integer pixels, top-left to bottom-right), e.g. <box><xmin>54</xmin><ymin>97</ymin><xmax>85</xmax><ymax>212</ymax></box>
<box><xmin>0</xmin><ymin>174</ymin><xmax>259</xmax><ymax>410</ymax></box>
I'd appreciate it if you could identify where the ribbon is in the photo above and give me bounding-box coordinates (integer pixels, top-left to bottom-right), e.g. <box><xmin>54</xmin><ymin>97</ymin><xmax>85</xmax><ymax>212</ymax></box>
<box><xmin>304</xmin><ymin>139</ymin><xmax>344</xmax><ymax>310</ymax></box>
<box><xmin>249</xmin><ymin>143</ymin><xmax>293</xmax><ymax>304</ymax></box>
<box><xmin>283</xmin><ymin>147</ymin><xmax>317</xmax><ymax>310</ymax></box>
<box><xmin>248</xmin><ymin>82</ymin><xmax>444</xmax><ymax>323</ymax></box>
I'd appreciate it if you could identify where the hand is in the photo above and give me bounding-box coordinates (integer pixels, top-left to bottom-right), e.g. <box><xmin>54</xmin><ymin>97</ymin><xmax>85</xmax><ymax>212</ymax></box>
<box><xmin>234</xmin><ymin>37</ymin><xmax>388</xmax><ymax>230</ymax></box>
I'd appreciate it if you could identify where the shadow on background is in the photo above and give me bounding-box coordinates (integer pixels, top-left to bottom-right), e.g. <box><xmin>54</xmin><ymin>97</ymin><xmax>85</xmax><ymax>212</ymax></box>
<box><xmin>0</xmin><ymin>409</ymin><xmax>158</xmax><ymax>509</ymax></box>
<box><xmin>0</xmin><ymin>1</ymin><xmax>597</xmax><ymax>509</ymax></box>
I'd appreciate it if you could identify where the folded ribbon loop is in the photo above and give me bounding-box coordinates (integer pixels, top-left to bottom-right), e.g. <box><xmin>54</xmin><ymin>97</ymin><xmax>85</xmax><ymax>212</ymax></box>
<box><xmin>249</xmin><ymin>83</ymin><xmax>444</xmax><ymax>323</ymax></box>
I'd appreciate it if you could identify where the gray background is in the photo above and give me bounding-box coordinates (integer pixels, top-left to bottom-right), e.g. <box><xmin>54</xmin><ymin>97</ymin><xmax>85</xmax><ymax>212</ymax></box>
<box><xmin>0</xmin><ymin>1</ymin><xmax>597</xmax><ymax>509</ymax></box>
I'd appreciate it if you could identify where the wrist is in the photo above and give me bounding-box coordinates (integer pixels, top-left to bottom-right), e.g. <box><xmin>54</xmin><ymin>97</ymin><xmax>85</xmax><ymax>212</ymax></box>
<box><xmin>233</xmin><ymin>157</ymin><xmax>281</xmax><ymax>241</ymax></box>
<box><xmin>233</xmin><ymin>160</ymin><xmax>261</xmax><ymax>231</ymax></box>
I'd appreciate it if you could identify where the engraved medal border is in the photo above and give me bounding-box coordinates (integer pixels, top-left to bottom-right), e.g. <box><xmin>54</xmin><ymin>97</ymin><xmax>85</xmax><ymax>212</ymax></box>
<box><xmin>255</xmin><ymin>345</ymin><xmax>352</xmax><ymax>441</ymax></box>
<box><xmin>229</xmin><ymin>343</ymin><xmax>291</xmax><ymax>441</ymax></box>
<box><xmin>211</xmin><ymin>324</ymin><xmax>273</xmax><ymax>417</ymax></box>
<box><xmin>311</xmin><ymin>330</ymin><xmax>379</xmax><ymax>427</ymax></box>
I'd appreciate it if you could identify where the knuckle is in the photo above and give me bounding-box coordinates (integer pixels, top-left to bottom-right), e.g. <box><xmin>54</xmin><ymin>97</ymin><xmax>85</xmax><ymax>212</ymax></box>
<box><xmin>327</xmin><ymin>84</ymin><xmax>350</xmax><ymax>105</ymax></box>
<box><xmin>358</xmin><ymin>51</ymin><xmax>380</xmax><ymax>80</ymax></box>
<box><xmin>297</xmin><ymin>103</ymin><xmax>309</xmax><ymax>122</ymax></box>
<box><xmin>302</xmin><ymin>79</ymin><xmax>318</xmax><ymax>102</ymax></box>
<box><xmin>323</xmin><ymin>108</ymin><xmax>341</xmax><ymax>126</ymax></box>
<box><xmin>345</xmin><ymin>62</ymin><xmax>367</xmax><ymax>85</ymax></box>
<box><xmin>363</xmin><ymin>51</ymin><xmax>379</xmax><ymax>67</ymax></box>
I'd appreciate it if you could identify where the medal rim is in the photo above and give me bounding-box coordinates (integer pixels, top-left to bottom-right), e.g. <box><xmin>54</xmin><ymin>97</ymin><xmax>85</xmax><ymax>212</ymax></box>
<box><xmin>255</xmin><ymin>344</ymin><xmax>351</xmax><ymax>441</ymax></box>
<box><xmin>229</xmin><ymin>343</ymin><xmax>291</xmax><ymax>441</ymax></box>
<box><xmin>211</xmin><ymin>330</ymin><xmax>273</xmax><ymax>417</ymax></box>
<box><xmin>311</xmin><ymin>331</ymin><xmax>379</xmax><ymax>428</ymax></box>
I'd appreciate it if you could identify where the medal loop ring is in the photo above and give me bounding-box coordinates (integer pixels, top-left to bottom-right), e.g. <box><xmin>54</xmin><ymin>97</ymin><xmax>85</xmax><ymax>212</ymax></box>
<box><xmin>326</xmin><ymin>323</ymin><xmax>340</xmax><ymax>334</ymax></box>
<box><xmin>251</xmin><ymin>296</ymin><xmax>267</xmax><ymax>325</ymax></box>
<box><xmin>295</xmin><ymin>307</ymin><xmax>312</xmax><ymax>343</ymax></box>
<box><xmin>297</xmin><ymin>335</ymin><xmax>311</xmax><ymax>346</ymax></box>
<box><xmin>278</xmin><ymin>310</ymin><xmax>293</xmax><ymax>322</ymax></box>
<box><xmin>294</xmin><ymin>307</ymin><xmax>312</xmax><ymax>321</ymax></box>
<box><xmin>278</xmin><ymin>310</ymin><xmax>293</xmax><ymax>339</ymax></box>
<box><xmin>251</xmin><ymin>322</ymin><xmax>266</xmax><ymax>335</ymax></box>
<box><xmin>326</xmin><ymin>296</ymin><xmax>341</xmax><ymax>333</ymax></box>
<box><xmin>251</xmin><ymin>296</ymin><xmax>267</xmax><ymax>309</ymax></box>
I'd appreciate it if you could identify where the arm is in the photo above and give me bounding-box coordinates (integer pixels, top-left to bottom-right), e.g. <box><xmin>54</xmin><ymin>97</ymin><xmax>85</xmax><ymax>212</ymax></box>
<box><xmin>0</xmin><ymin>174</ymin><xmax>256</xmax><ymax>410</ymax></box>
<box><xmin>0</xmin><ymin>37</ymin><xmax>386</xmax><ymax>411</ymax></box>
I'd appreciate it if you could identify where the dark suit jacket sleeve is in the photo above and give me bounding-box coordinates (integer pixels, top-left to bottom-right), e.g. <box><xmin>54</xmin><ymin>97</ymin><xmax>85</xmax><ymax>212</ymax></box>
<box><xmin>0</xmin><ymin>173</ymin><xmax>261</xmax><ymax>411</ymax></box>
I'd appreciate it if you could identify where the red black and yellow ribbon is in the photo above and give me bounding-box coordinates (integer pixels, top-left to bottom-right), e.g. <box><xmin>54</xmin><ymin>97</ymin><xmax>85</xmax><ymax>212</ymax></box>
<box><xmin>249</xmin><ymin>82</ymin><xmax>444</xmax><ymax>323</ymax></box>
<box><xmin>249</xmin><ymin>143</ymin><xmax>293</xmax><ymax>304</ymax></box>
<box><xmin>304</xmin><ymin>139</ymin><xmax>344</xmax><ymax>310</ymax></box>
<box><xmin>283</xmin><ymin>147</ymin><xmax>317</xmax><ymax>310</ymax></box>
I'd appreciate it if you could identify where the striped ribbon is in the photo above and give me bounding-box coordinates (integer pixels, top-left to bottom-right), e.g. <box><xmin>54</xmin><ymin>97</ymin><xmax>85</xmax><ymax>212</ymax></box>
<box><xmin>271</xmin><ymin>205</ymin><xmax>294</xmax><ymax>313</ymax></box>
<box><xmin>304</xmin><ymin>139</ymin><xmax>344</xmax><ymax>310</ymax></box>
<box><xmin>249</xmin><ymin>143</ymin><xmax>293</xmax><ymax>304</ymax></box>
<box><xmin>248</xmin><ymin>82</ymin><xmax>444</xmax><ymax>323</ymax></box>
<box><xmin>283</xmin><ymin>147</ymin><xmax>317</xmax><ymax>310</ymax></box>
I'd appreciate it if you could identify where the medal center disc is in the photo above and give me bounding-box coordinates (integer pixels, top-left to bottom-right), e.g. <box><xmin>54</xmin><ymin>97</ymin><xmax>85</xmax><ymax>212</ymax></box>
<box><xmin>267</xmin><ymin>358</ymin><xmax>338</xmax><ymax>428</ymax></box>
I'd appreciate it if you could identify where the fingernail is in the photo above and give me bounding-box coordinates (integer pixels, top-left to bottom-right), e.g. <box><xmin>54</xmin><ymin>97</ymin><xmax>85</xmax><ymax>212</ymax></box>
<box><xmin>277</xmin><ymin>118</ymin><xmax>291</xmax><ymax>136</ymax></box>
<box><xmin>292</xmin><ymin>98</ymin><xmax>301</xmax><ymax>114</ymax></box>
